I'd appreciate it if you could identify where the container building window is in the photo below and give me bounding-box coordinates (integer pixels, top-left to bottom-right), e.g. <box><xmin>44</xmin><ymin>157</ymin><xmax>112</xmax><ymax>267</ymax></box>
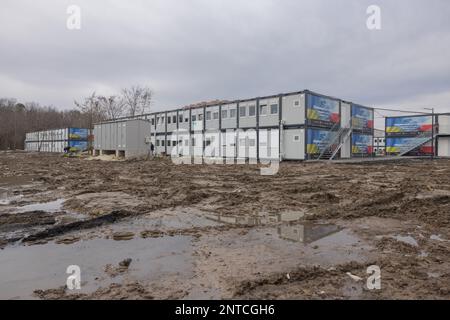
<box><xmin>230</xmin><ymin>109</ymin><xmax>236</xmax><ymax>118</ymax></box>
<box><xmin>222</xmin><ymin>110</ymin><xmax>228</xmax><ymax>119</ymax></box>
<box><xmin>213</xmin><ymin>112</ymin><xmax>219</xmax><ymax>120</ymax></box>
<box><xmin>156</xmin><ymin>140</ymin><xmax>160</xmax><ymax>147</ymax></box>
<box><xmin>179</xmin><ymin>115</ymin><xmax>183</xmax><ymax>123</ymax></box>
<box><xmin>270</xmin><ymin>104</ymin><xmax>279</xmax><ymax>115</ymax></box>
<box><xmin>206</xmin><ymin>111</ymin><xmax>212</xmax><ymax>120</ymax></box>
<box><xmin>151</xmin><ymin>118</ymin><xmax>155</xmax><ymax>125</ymax></box>
<box><xmin>249</xmin><ymin>105</ymin><xmax>256</xmax><ymax>117</ymax></box>
<box><xmin>294</xmin><ymin>100</ymin><xmax>300</xmax><ymax>107</ymax></box>
<box><xmin>192</xmin><ymin>115</ymin><xmax>197</xmax><ymax>122</ymax></box>
<box><xmin>173</xmin><ymin>115</ymin><xmax>177</xmax><ymax>123</ymax></box>
<box><xmin>249</xmin><ymin>139</ymin><xmax>256</xmax><ymax>147</ymax></box>
<box><xmin>168</xmin><ymin>117</ymin><xmax>171</xmax><ymax>124</ymax></box>
<box><xmin>198</xmin><ymin>114</ymin><xmax>203</xmax><ymax>121</ymax></box>
<box><xmin>162</xmin><ymin>140</ymin><xmax>165</xmax><ymax>147</ymax></box>
<box><xmin>260</xmin><ymin>105</ymin><xmax>267</xmax><ymax>116</ymax></box>
<box><xmin>240</xmin><ymin>106</ymin><xmax>247</xmax><ymax>117</ymax></box>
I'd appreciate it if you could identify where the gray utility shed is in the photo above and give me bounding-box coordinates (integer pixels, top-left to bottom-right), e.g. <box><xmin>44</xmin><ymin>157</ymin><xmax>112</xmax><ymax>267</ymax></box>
<box><xmin>94</xmin><ymin>119</ymin><xmax>152</xmax><ymax>158</ymax></box>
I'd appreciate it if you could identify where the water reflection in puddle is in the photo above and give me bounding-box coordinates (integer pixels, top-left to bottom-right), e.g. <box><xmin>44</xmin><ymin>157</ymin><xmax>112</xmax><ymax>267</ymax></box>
<box><xmin>205</xmin><ymin>211</ymin><xmax>306</xmax><ymax>226</ymax></box>
<box><xmin>277</xmin><ymin>224</ymin><xmax>341</xmax><ymax>244</ymax></box>
<box><xmin>206</xmin><ymin>212</ymin><xmax>342</xmax><ymax>244</ymax></box>
<box><xmin>0</xmin><ymin>235</ymin><xmax>194</xmax><ymax>300</ymax></box>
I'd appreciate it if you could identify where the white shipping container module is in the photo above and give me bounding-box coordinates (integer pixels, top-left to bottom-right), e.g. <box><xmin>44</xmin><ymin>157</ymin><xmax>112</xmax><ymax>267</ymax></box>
<box><xmin>438</xmin><ymin>137</ymin><xmax>450</xmax><ymax>157</ymax></box>
<box><xmin>438</xmin><ymin>115</ymin><xmax>450</xmax><ymax>135</ymax></box>
<box><xmin>25</xmin><ymin>128</ymin><xmax>88</xmax><ymax>153</ymax></box>
<box><xmin>94</xmin><ymin>119</ymin><xmax>152</xmax><ymax>158</ymax></box>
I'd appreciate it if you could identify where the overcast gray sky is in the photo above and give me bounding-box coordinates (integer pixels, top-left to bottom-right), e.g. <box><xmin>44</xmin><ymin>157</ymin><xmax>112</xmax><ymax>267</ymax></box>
<box><xmin>1</xmin><ymin>0</ymin><xmax>449</xmax><ymax>119</ymax></box>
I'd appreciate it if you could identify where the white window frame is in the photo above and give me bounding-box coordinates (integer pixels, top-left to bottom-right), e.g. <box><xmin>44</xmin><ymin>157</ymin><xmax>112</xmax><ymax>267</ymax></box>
<box><xmin>240</xmin><ymin>106</ymin><xmax>247</xmax><ymax>118</ymax></box>
<box><xmin>259</xmin><ymin>104</ymin><xmax>268</xmax><ymax>116</ymax></box>
<box><xmin>270</xmin><ymin>104</ymin><xmax>279</xmax><ymax>115</ymax></box>
<box><xmin>248</xmin><ymin>105</ymin><xmax>256</xmax><ymax>117</ymax></box>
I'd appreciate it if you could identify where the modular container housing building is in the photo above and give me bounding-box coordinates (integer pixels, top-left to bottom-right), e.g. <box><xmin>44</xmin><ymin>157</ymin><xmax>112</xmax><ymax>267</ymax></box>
<box><xmin>148</xmin><ymin>90</ymin><xmax>375</xmax><ymax>161</ymax></box>
<box><xmin>99</xmin><ymin>90</ymin><xmax>375</xmax><ymax>161</ymax></box>
<box><xmin>385</xmin><ymin>114</ymin><xmax>450</xmax><ymax>157</ymax></box>
<box><xmin>25</xmin><ymin>128</ymin><xmax>90</xmax><ymax>153</ymax></box>
<box><xmin>93</xmin><ymin>119</ymin><xmax>152</xmax><ymax>158</ymax></box>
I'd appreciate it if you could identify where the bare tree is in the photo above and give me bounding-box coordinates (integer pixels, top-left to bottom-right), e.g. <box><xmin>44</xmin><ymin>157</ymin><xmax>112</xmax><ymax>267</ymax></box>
<box><xmin>121</xmin><ymin>85</ymin><xmax>152</xmax><ymax>117</ymax></box>
<box><xmin>97</xmin><ymin>95</ymin><xmax>125</xmax><ymax>120</ymax></box>
<box><xmin>74</xmin><ymin>92</ymin><xmax>106</xmax><ymax>128</ymax></box>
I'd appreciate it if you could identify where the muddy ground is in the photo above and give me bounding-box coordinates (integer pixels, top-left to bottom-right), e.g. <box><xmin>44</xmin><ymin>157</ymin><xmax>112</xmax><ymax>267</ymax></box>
<box><xmin>0</xmin><ymin>152</ymin><xmax>449</xmax><ymax>300</ymax></box>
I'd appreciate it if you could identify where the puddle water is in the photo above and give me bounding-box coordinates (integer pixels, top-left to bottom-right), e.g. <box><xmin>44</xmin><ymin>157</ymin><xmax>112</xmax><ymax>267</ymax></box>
<box><xmin>204</xmin><ymin>212</ymin><xmax>342</xmax><ymax>245</ymax></box>
<box><xmin>15</xmin><ymin>199</ymin><xmax>65</xmax><ymax>213</ymax></box>
<box><xmin>277</xmin><ymin>223</ymin><xmax>341</xmax><ymax>244</ymax></box>
<box><xmin>205</xmin><ymin>211</ymin><xmax>306</xmax><ymax>227</ymax></box>
<box><xmin>0</xmin><ymin>236</ymin><xmax>194</xmax><ymax>300</ymax></box>
<box><xmin>107</xmin><ymin>208</ymin><xmax>221</xmax><ymax>233</ymax></box>
<box><xmin>430</xmin><ymin>235</ymin><xmax>446</xmax><ymax>242</ymax></box>
<box><xmin>0</xmin><ymin>198</ymin><xmax>89</xmax><ymax>247</ymax></box>
<box><xmin>0</xmin><ymin>188</ymin><xmax>23</xmax><ymax>206</ymax></box>
<box><xmin>393</xmin><ymin>235</ymin><xmax>419</xmax><ymax>247</ymax></box>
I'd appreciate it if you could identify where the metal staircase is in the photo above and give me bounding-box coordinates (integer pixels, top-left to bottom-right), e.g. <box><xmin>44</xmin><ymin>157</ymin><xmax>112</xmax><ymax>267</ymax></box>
<box><xmin>398</xmin><ymin>132</ymin><xmax>433</xmax><ymax>156</ymax></box>
<box><xmin>317</xmin><ymin>119</ymin><xmax>353</xmax><ymax>161</ymax></box>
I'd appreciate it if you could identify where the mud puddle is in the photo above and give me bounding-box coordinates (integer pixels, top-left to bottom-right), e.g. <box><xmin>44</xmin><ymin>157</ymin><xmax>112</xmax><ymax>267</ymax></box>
<box><xmin>57</xmin><ymin>207</ymin><xmax>223</xmax><ymax>242</ymax></box>
<box><xmin>188</xmin><ymin>221</ymin><xmax>372</xmax><ymax>299</ymax></box>
<box><xmin>111</xmin><ymin>208</ymin><xmax>221</xmax><ymax>232</ymax></box>
<box><xmin>15</xmin><ymin>199</ymin><xmax>66</xmax><ymax>213</ymax></box>
<box><xmin>0</xmin><ymin>188</ymin><xmax>23</xmax><ymax>205</ymax></box>
<box><xmin>0</xmin><ymin>235</ymin><xmax>194</xmax><ymax>300</ymax></box>
<box><xmin>204</xmin><ymin>211</ymin><xmax>306</xmax><ymax>226</ymax></box>
<box><xmin>0</xmin><ymin>198</ymin><xmax>88</xmax><ymax>247</ymax></box>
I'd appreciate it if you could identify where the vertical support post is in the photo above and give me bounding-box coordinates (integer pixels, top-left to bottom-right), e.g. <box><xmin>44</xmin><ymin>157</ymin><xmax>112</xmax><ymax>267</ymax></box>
<box><xmin>165</xmin><ymin>111</ymin><xmax>168</xmax><ymax>155</ymax></box>
<box><xmin>431</xmin><ymin>108</ymin><xmax>435</xmax><ymax>160</ymax></box>
<box><xmin>176</xmin><ymin>110</ymin><xmax>179</xmax><ymax>156</ymax></box>
<box><xmin>203</xmin><ymin>106</ymin><xmax>206</xmax><ymax>160</ymax></box>
<box><xmin>279</xmin><ymin>95</ymin><xmax>283</xmax><ymax>162</ymax></box>
<box><xmin>236</xmin><ymin>101</ymin><xmax>240</xmax><ymax>161</ymax></box>
<box><xmin>256</xmin><ymin>98</ymin><xmax>260</xmax><ymax>162</ymax></box>
<box><xmin>219</xmin><ymin>104</ymin><xmax>222</xmax><ymax>159</ymax></box>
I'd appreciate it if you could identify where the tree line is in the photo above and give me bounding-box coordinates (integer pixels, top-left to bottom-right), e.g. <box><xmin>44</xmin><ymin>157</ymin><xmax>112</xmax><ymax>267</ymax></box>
<box><xmin>0</xmin><ymin>85</ymin><xmax>152</xmax><ymax>150</ymax></box>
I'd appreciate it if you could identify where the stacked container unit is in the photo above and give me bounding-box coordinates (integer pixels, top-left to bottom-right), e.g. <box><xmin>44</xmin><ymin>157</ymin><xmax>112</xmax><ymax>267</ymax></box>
<box><xmin>437</xmin><ymin>114</ymin><xmax>450</xmax><ymax>157</ymax></box>
<box><xmin>25</xmin><ymin>128</ymin><xmax>89</xmax><ymax>153</ymax></box>
<box><xmin>145</xmin><ymin>90</ymin><xmax>375</xmax><ymax>161</ymax></box>
<box><xmin>349</xmin><ymin>104</ymin><xmax>375</xmax><ymax>158</ymax></box>
<box><xmin>385</xmin><ymin>115</ymin><xmax>435</xmax><ymax>156</ymax></box>
<box><xmin>93</xmin><ymin>119</ymin><xmax>152</xmax><ymax>158</ymax></box>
